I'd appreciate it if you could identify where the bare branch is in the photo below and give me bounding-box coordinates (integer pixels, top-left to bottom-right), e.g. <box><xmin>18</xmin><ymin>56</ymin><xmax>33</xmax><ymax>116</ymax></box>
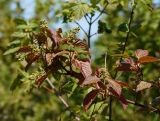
<box><xmin>84</xmin><ymin>15</ymin><xmax>90</xmax><ymax>24</ymax></box>
<box><xmin>109</xmin><ymin>2</ymin><xmax>137</xmax><ymax>121</ymax></box>
<box><xmin>46</xmin><ymin>78</ymin><xmax>80</xmax><ymax>121</ymax></box>
<box><xmin>46</xmin><ymin>78</ymin><xmax>69</xmax><ymax>107</ymax></box>
<box><xmin>127</xmin><ymin>99</ymin><xmax>160</xmax><ymax>114</ymax></box>
<box><xmin>92</xmin><ymin>4</ymin><xmax>108</xmax><ymax>24</ymax></box>
<box><xmin>75</xmin><ymin>21</ymin><xmax>88</xmax><ymax>36</ymax></box>
<box><xmin>90</xmin><ymin>32</ymin><xmax>97</xmax><ymax>37</ymax></box>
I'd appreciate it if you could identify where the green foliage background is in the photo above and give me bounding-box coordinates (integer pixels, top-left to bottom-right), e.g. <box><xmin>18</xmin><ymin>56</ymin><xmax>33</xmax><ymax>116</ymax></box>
<box><xmin>0</xmin><ymin>0</ymin><xmax>160</xmax><ymax>121</ymax></box>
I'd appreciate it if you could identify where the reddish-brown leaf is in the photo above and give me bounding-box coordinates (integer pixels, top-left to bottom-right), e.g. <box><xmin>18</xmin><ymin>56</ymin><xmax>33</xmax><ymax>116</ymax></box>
<box><xmin>97</xmin><ymin>81</ymin><xmax>106</xmax><ymax>90</ymax></box>
<box><xmin>72</xmin><ymin>59</ymin><xmax>92</xmax><ymax>78</ymax></box>
<box><xmin>136</xmin><ymin>81</ymin><xmax>152</xmax><ymax>92</ymax></box>
<box><xmin>25</xmin><ymin>52</ymin><xmax>40</xmax><ymax>71</ymax></box>
<box><xmin>17</xmin><ymin>46</ymin><xmax>32</xmax><ymax>53</ymax></box>
<box><xmin>138</xmin><ymin>56</ymin><xmax>160</xmax><ymax>63</ymax></box>
<box><xmin>36</xmin><ymin>32</ymin><xmax>47</xmax><ymax>44</ymax></box>
<box><xmin>135</xmin><ymin>49</ymin><xmax>148</xmax><ymax>59</ymax></box>
<box><xmin>74</xmin><ymin>39</ymin><xmax>88</xmax><ymax>49</ymax></box>
<box><xmin>116</xmin><ymin>58</ymin><xmax>139</xmax><ymax>72</ymax></box>
<box><xmin>123</xmin><ymin>58</ymin><xmax>135</xmax><ymax>65</ymax></box>
<box><xmin>116</xmin><ymin>63</ymin><xmax>132</xmax><ymax>72</ymax></box>
<box><xmin>45</xmin><ymin>53</ymin><xmax>55</xmax><ymax>65</ymax></box>
<box><xmin>35</xmin><ymin>73</ymin><xmax>48</xmax><ymax>87</ymax></box>
<box><xmin>83</xmin><ymin>89</ymin><xmax>99</xmax><ymax>111</ymax></box>
<box><xmin>107</xmin><ymin>77</ymin><xmax>122</xmax><ymax>96</ymax></box>
<box><xmin>116</xmin><ymin>81</ymin><xmax>129</xmax><ymax>88</ymax></box>
<box><xmin>47</xmin><ymin>28</ymin><xmax>62</xmax><ymax>45</ymax></box>
<box><xmin>109</xmin><ymin>88</ymin><xmax>128</xmax><ymax>109</ymax></box>
<box><xmin>81</xmin><ymin>75</ymin><xmax>100</xmax><ymax>86</ymax></box>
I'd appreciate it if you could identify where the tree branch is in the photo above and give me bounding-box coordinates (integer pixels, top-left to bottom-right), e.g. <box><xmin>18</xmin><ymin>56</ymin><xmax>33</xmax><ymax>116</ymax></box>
<box><xmin>109</xmin><ymin>2</ymin><xmax>137</xmax><ymax>121</ymax></box>
<box><xmin>75</xmin><ymin>21</ymin><xmax>88</xmax><ymax>36</ymax></box>
<box><xmin>91</xmin><ymin>3</ymin><xmax>108</xmax><ymax>24</ymax></box>
<box><xmin>46</xmin><ymin>78</ymin><xmax>69</xmax><ymax>107</ymax></box>
<box><xmin>90</xmin><ymin>32</ymin><xmax>97</xmax><ymax>37</ymax></box>
<box><xmin>45</xmin><ymin>78</ymin><xmax>80</xmax><ymax>121</ymax></box>
<box><xmin>87</xmin><ymin>16</ymin><xmax>92</xmax><ymax>48</ymax></box>
<box><xmin>126</xmin><ymin>99</ymin><xmax>160</xmax><ymax>114</ymax></box>
<box><xmin>84</xmin><ymin>15</ymin><xmax>90</xmax><ymax>24</ymax></box>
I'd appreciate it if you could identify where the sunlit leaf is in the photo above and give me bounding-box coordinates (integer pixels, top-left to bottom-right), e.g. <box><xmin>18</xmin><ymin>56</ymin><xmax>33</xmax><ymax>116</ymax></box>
<box><xmin>9</xmin><ymin>40</ymin><xmax>21</xmax><ymax>46</ymax></box>
<box><xmin>47</xmin><ymin>28</ymin><xmax>62</xmax><ymax>45</ymax></box>
<box><xmin>135</xmin><ymin>49</ymin><xmax>148</xmax><ymax>59</ymax></box>
<box><xmin>136</xmin><ymin>81</ymin><xmax>152</xmax><ymax>92</ymax></box>
<box><xmin>81</xmin><ymin>75</ymin><xmax>100</xmax><ymax>86</ymax></box>
<box><xmin>17</xmin><ymin>24</ymin><xmax>37</xmax><ymax>30</ymax></box>
<box><xmin>71</xmin><ymin>3</ymin><xmax>93</xmax><ymax>21</ymax></box>
<box><xmin>45</xmin><ymin>53</ymin><xmax>55</xmax><ymax>65</ymax></box>
<box><xmin>139</xmin><ymin>56</ymin><xmax>160</xmax><ymax>63</ymax></box>
<box><xmin>107</xmin><ymin>77</ymin><xmax>122</xmax><ymax>96</ymax></box>
<box><xmin>4</xmin><ymin>47</ymin><xmax>20</xmax><ymax>55</ymax></box>
<box><xmin>12</xmin><ymin>32</ymin><xmax>27</xmax><ymax>38</ymax></box>
<box><xmin>72</xmin><ymin>59</ymin><xmax>92</xmax><ymax>78</ymax></box>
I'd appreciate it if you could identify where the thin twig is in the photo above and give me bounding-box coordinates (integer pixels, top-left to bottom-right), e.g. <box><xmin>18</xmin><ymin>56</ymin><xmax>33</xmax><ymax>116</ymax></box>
<box><xmin>121</xmin><ymin>3</ymin><xmax>136</xmax><ymax>58</ymax></box>
<box><xmin>91</xmin><ymin>4</ymin><xmax>108</xmax><ymax>24</ymax></box>
<box><xmin>84</xmin><ymin>15</ymin><xmax>90</xmax><ymax>24</ymax></box>
<box><xmin>126</xmin><ymin>99</ymin><xmax>160</xmax><ymax>114</ymax></box>
<box><xmin>75</xmin><ymin>21</ymin><xmax>88</xmax><ymax>36</ymax></box>
<box><xmin>90</xmin><ymin>32</ymin><xmax>97</xmax><ymax>37</ymax></box>
<box><xmin>109</xmin><ymin>2</ymin><xmax>136</xmax><ymax>121</ymax></box>
<box><xmin>86</xmin><ymin>13</ymin><xmax>91</xmax><ymax>19</ymax></box>
<box><xmin>46</xmin><ymin>78</ymin><xmax>80</xmax><ymax>121</ymax></box>
<box><xmin>87</xmin><ymin>16</ymin><xmax>93</xmax><ymax>48</ymax></box>
<box><xmin>46</xmin><ymin>78</ymin><xmax>69</xmax><ymax>107</ymax></box>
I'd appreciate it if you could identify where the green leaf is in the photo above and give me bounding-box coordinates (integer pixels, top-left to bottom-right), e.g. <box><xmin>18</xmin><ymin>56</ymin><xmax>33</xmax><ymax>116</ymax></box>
<box><xmin>10</xmin><ymin>75</ymin><xmax>23</xmax><ymax>91</ymax></box>
<box><xmin>77</xmin><ymin>53</ymin><xmax>89</xmax><ymax>60</ymax></box>
<box><xmin>98</xmin><ymin>20</ymin><xmax>112</xmax><ymax>34</ymax></box>
<box><xmin>9</xmin><ymin>40</ymin><xmax>21</xmax><ymax>46</ymax></box>
<box><xmin>71</xmin><ymin>3</ymin><xmax>93</xmax><ymax>21</ymax></box>
<box><xmin>17</xmin><ymin>24</ymin><xmax>37</xmax><ymax>30</ymax></box>
<box><xmin>118</xmin><ymin>23</ymin><xmax>129</xmax><ymax>32</ymax></box>
<box><xmin>90</xmin><ymin>0</ymin><xmax>99</xmax><ymax>5</ymax></box>
<box><xmin>20</xmin><ymin>79</ymin><xmax>33</xmax><ymax>93</ymax></box>
<box><xmin>18</xmin><ymin>68</ymin><xmax>30</xmax><ymax>78</ymax></box>
<box><xmin>12</xmin><ymin>32</ymin><xmax>27</xmax><ymax>38</ymax></box>
<box><xmin>3</xmin><ymin>47</ymin><xmax>20</xmax><ymax>55</ymax></box>
<box><xmin>14</xmin><ymin>18</ymin><xmax>27</xmax><ymax>25</ymax></box>
<box><xmin>52</xmin><ymin>72</ymin><xmax>61</xmax><ymax>81</ymax></box>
